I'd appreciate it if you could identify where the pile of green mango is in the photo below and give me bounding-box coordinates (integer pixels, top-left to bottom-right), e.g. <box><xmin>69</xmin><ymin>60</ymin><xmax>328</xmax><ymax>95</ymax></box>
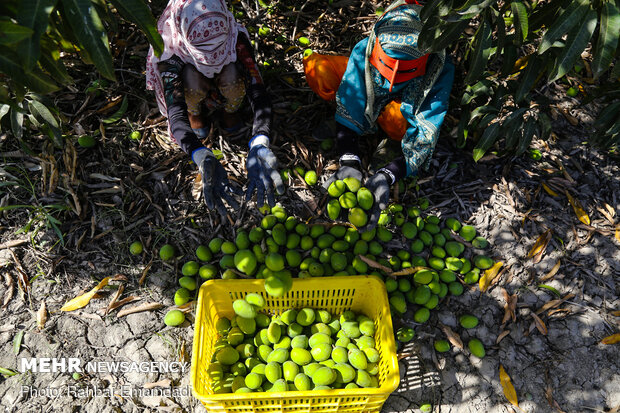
<box><xmin>159</xmin><ymin>199</ymin><xmax>496</xmax><ymax>359</ymax></box>
<box><xmin>209</xmin><ymin>293</ymin><xmax>382</xmax><ymax>393</ymax></box>
<box><xmin>325</xmin><ymin>178</ymin><xmax>374</xmax><ymax>227</ymax></box>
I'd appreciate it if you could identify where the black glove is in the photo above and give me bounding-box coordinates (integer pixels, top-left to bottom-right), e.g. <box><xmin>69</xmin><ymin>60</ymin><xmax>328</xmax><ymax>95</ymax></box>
<box><xmin>157</xmin><ymin>55</ymin><xmax>184</xmax><ymax>107</ymax></box>
<box><xmin>192</xmin><ymin>148</ymin><xmax>241</xmax><ymax>218</ymax></box>
<box><xmin>323</xmin><ymin>154</ymin><xmax>363</xmax><ymax>189</ymax></box>
<box><xmin>361</xmin><ymin>168</ymin><xmax>393</xmax><ymax>232</ymax></box>
<box><xmin>245</xmin><ymin>135</ymin><xmax>284</xmax><ymax>208</ymax></box>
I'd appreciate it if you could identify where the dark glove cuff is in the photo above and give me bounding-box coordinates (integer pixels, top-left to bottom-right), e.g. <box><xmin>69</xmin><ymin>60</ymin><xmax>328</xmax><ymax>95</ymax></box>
<box><xmin>377</xmin><ymin>168</ymin><xmax>396</xmax><ymax>186</ymax></box>
<box><xmin>339</xmin><ymin>153</ymin><xmax>361</xmax><ymax>169</ymax></box>
<box><xmin>381</xmin><ymin>156</ymin><xmax>407</xmax><ymax>184</ymax></box>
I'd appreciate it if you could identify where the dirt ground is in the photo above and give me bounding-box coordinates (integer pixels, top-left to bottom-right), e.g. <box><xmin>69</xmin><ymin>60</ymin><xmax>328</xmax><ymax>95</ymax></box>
<box><xmin>0</xmin><ymin>1</ymin><xmax>619</xmax><ymax>412</ymax></box>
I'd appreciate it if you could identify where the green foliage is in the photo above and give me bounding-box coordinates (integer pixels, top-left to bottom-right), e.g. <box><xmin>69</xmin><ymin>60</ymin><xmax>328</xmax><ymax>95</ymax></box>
<box><xmin>419</xmin><ymin>0</ymin><xmax>620</xmax><ymax>156</ymax></box>
<box><xmin>0</xmin><ymin>0</ymin><xmax>162</xmax><ymax>144</ymax></box>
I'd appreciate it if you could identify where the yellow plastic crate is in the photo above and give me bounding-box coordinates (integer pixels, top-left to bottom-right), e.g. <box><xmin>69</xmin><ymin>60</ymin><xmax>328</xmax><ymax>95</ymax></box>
<box><xmin>191</xmin><ymin>275</ymin><xmax>400</xmax><ymax>413</ymax></box>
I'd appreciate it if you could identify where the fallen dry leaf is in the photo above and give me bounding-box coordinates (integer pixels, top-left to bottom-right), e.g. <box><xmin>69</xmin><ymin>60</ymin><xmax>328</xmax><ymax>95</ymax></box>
<box><xmin>540</xmin><ymin>260</ymin><xmax>561</xmax><ymax>282</ymax></box>
<box><xmin>542</xmin><ymin>182</ymin><xmax>559</xmax><ymax>197</ymax></box>
<box><xmin>138</xmin><ymin>259</ymin><xmax>153</xmax><ymax>286</ymax></box>
<box><xmin>61</xmin><ymin>278</ymin><xmax>112</xmax><ymax>312</ymax></box>
<box><xmin>496</xmin><ymin>330</ymin><xmax>511</xmax><ymax>344</ymax></box>
<box><xmin>597</xmin><ymin>206</ymin><xmax>616</xmax><ymax>226</ymax></box>
<box><xmin>116</xmin><ymin>302</ymin><xmax>163</xmax><ymax>318</ymax></box>
<box><xmin>616</xmin><ymin>225</ymin><xmax>620</xmax><ymax>243</ymax></box>
<box><xmin>440</xmin><ymin>323</ymin><xmax>463</xmax><ymax>350</ymax></box>
<box><xmin>179</xmin><ymin>340</ymin><xmax>188</xmax><ymax>363</ymax></box>
<box><xmin>565</xmin><ymin>191</ymin><xmax>590</xmax><ymax>225</ymax></box>
<box><xmin>527</xmin><ymin>229</ymin><xmax>552</xmax><ymax>263</ymax></box>
<box><xmin>104</xmin><ymin>284</ymin><xmax>124</xmax><ymax>315</ymax></box>
<box><xmin>500</xmin><ymin>364</ymin><xmax>520</xmax><ymax>409</ymax></box>
<box><xmin>144</xmin><ymin>379</ymin><xmax>171</xmax><ymax>389</ymax></box>
<box><xmin>548</xmin><ymin>308</ymin><xmax>572</xmax><ymax>318</ymax></box>
<box><xmin>9</xmin><ymin>250</ymin><xmax>30</xmax><ymax>295</ymax></box>
<box><xmin>545</xmin><ymin>369</ymin><xmax>567</xmax><ymax>413</ymax></box>
<box><xmin>61</xmin><ymin>274</ymin><xmax>126</xmax><ymax>312</ymax></box>
<box><xmin>502</xmin><ymin>288</ymin><xmax>518</xmax><ymax>325</ymax></box>
<box><xmin>2</xmin><ymin>272</ymin><xmax>14</xmax><ymax>309</ymax></box>
<box><xmin>172</xmin><ymin>301</ymin><xmax>196</xmax><ymax>314</ymax></box>
<box><xmin>611</xmin><ymin>311</ymin><xmax>620</xmax><ymax>317</ymax></box>
<box><xmin>103</xmin><ymin>296</ymin><xmax>141</xmax><ymax>315</ymax></box>
<box><xmin>536</xmin><ymin>293</ymin><xmax>575</xmax><ymax>316</ymax></box>
<box><xmin>531</xmin><ymin>312</ymin><xmax>548</xmax><ymax>335</ymax></box>
<box><xmin>36</xmin><ymin>301</ymin><xmax>48</xmax><ymax>330</ymax></box>
<box><xmin>479</xmin><ymin>261</ymin><xmax>504</xmax><ymax>292</ymax></box>
<box><xmin>601</xmin><ymin>333</ymin><xmax>620</xmax><ymax>345</ymax></box>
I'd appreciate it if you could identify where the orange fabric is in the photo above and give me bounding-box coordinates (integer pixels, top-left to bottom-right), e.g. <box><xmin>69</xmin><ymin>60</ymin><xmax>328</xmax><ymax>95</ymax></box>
<box><xmin>377</xmin><ymin>101</ymin><xmax>407</xmax><ymax>141</ymax></box>
<box><xmin>303</xmin><ymin>53</ymin><xmax>407</xmax><ymax>141</ymax></box>
<box><xmin>303</xmin><ymin>53</ymin><xmax>349</xmax><ymax>101</ymax></box>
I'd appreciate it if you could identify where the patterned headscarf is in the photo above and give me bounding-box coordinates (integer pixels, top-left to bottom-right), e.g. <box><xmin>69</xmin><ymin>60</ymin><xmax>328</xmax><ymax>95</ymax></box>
<box><xmin>146</xmin><ymin>0</ymin><xmax>248</xmax><ymax>116</ymax></box>
<box><xmin>363</xmin><ymin>0</ymin><xmax>444</xmax><ymax>124</ymax></box>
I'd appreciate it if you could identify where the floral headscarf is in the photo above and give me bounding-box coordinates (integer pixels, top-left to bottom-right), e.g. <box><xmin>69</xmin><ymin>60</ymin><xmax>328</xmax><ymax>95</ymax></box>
<box><xmin>146</xmin><ymin>0</ymin><xmax>248</xmax><ymax>116</ymax></box>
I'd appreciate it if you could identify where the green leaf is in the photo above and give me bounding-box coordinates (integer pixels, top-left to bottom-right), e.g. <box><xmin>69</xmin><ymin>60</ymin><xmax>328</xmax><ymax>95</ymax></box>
<box><xmin>27</xmin><ymin>114</ymin><xmax>41</xmax><ymax>129</ymax></box>
<box><xmin>500</xmin><ymin>43</ymin><xmax>518</xmax><ymax>76</ymax></box>
<box><xmin>61</xmin><ymin>0</ymin><xmax>115</xmax><ymax>80</ymax></box>
<box><xmin>39</xmin><ymin>45</ymin><xmax>72</xmax><ymax>85</ymax></box>
<box><xmin>419</xmin><ymin>19</ymin><xmax>470</xmax><ymax>53</ymax></box>
<box><xmin>457</xmin><ymin>109</ymin><xmax>470</xmax><ymax>149</ymax></box>
<box><xmin>0</xmin><ymin>104</ymin><xmax>9</xmax><ymax>123</ymax></box>
<box><xmin>0</xmin><ymin>367</ymin><xmax>18</xmax><ymax>377</ymax></box>
<box><xmin>421</xmin><ymin>0</ymin><xmax>445</xmax><ymax>21</ymax></box>
<box><xmin>102</xmin><ymin>96</ymin><xmax>128</xmax><ymax>124</ymax></box>
<box><xmin>13</xmin><ymin>330</ymin><xmax>23</xmax><ymax>354</ymax></box>
<box><xmin>502</xmin><ymin>108</ymin><xmax>526</xmax><ymax>150</ymax></box>
<box><xmin>418</xmin><ymin>16</ymin><xmax>442</xmax><ymax>52</ymax></box>
<box><xmin>517</xmin><ymin>117</ymin><xmax>538</xmax><ymax>155</ymax></box>
<box><xmin>515</xmin><ymin>55</ymin><xmax>543</xmax><ymax>103</ymax></box>
<box><xmin>478</xmin><ymin>112</ymin><xmax>497</xmax><ymax>129</ymax></box>
<box><xmin>0</xmin><ymin>205</ymin><xmax>35</xmax><ymax>212</ymax></box>
<box><xmin>529</xmin><ymin>1</ymin><xmax>564</xmax><ymax>33</ymax></box>
<box><xmin>108</xmin><ymin>0</ymin><xmax>164</xmax><ymax>57</ymax></box>
<box><xmin>592</xmin><ymin>1</ymin><xmax>620</xmax><ymax>79</ymax></box>
<box><xmin>503</xmin><ymin>119</ymin><xmax>522</xmax><ymax>150</ymax></box>
<box><xmin>10</xmin><ymin>103</ymin><xmax>24</xmax><ymax>139</ymax></box>
<box><xmin>502</xmin><ymin>108</ymin><xmax>527</xmax><ymax>131</ymax></box>
<box><xmin>495</xmin><ymin>6</ymin><xmax>506</xmax><ymax>57</ymax></box>
<box><xmin>0</xmin><ymin>21</ymin><xmax>34</xmax><ymax>45</ymax></box>
<box><xmin>465</xmin><ymin>12</ymin><xmax>492</xmax><ymax>84</ymax></box>
<box><xmin>469</xmin><ymin>105</ymin><xmax>499</xmax><ymax>124</ymax></box>
<box><xmin>511</xmin><ymin>0</ymin><xmax>528</xmax><ymax>43</ymax></box>
<box><xmin>537</xmin><ymin>284</ymin><xmax>561</xmax><ymax>298</ymax></box>
<box><xmin>473</xmin><ymin>122</ymin><xmax>500</xmax><ymax>162</ymax></box>
<box><xmin>41</xmin><ymin>122</ymin><xmax>64</xmax><ymax>148</ymax></box>
<box><xmin>548</xmin><ymin>9</ymin><xmax>597</xmax><ymax>84</ymax></box>
<box><xmin>539</xmin><ymin>113</ymin><xmax>552</xmax><ymax>141</ymax></box>
<box><xmin>461</xmin><ymin>79</ymin><xmax>493</xmax><ymax>105</ymax></box>
<box><xmin>16</xmin><ymin>0</ymin><xmax>57</xmax><ymax>69</ymax></box>
<box><xmin>538</xmin><ymin>0</ymin><xmax>589</xmax><ymax>54</ymax></box>
<box><xmin>611</xmin><ymin>58</ymin><xmax>620</xmax><ymax>80</ymax></box>
<box><xmin>450</xmin><ymin>0</ymin><xmax>495</xmax><ymax>20</ymax></box>
<box><xmin>593</xmin><ymin>101</ymin><xmax>620</xmax><ymax>134</ymax></box>
<box><xmin>0</xmin><ymin>46</ymin><xmax>58</xmax><ymax>94</ymax></box>
<box><xmin>28</xmin><ymin>98</ymin><xmax>59</xmax><ymax>129</ymax></box>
